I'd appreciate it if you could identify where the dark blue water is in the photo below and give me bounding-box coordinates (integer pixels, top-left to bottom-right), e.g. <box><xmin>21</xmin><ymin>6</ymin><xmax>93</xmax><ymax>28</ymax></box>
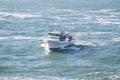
<box><xmin>0</xmin><ymin>0</ymin><xmax>120</xmax><ymax>80</ymax></box>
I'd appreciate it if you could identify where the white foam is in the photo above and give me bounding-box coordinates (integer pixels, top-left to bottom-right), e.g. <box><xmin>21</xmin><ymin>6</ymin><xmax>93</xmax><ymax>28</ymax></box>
<box><xmin>12</xmin><ymin>36</ymin><xmax>36</xmax><ymax>40</ymax></box>
<box><xmin>74</xmin><ymin>32</ymin><xmax>87</xmax><ymax>37</ymax></box>
<box><xmin>0</xmin><ymin>37</ymin><xmax>8</xmax><ymax>40</ymax></box>
<box><xmin>90</xmin><ymin>32</ymin><xmax>111</xmax><ymax>35</ymax></box>
<box><xmin>109</xmin><ymin>12</ymin><xmax>120</xmax><ymax>15</ymax></box>
<box><xmin>103</xmin><ymin>21</ymin><xmax>120</xmax><ymax>25</ymax></box>
<box><xmin>95</xmin><ymin>18</ymin><xmax>120</xmax><ymax>25</ymax></box>
<box><xmin>0</xmin><ymin>12</ymin><xmax>41</xmax><ymax>19</ymax></box>
<box><xmin>54</xmin><ymin>16</ymin><xmax>66</xmax><ymax>20</ymax></box>
<box><xmin>97</xmin><ymin>9</ymin><xmax>113</xmax><ymax>13</ymax></box>
<box><xmin>0</xmin><ymin>76</ymin><xmax>77</xmax><ymax>80</ymax></box>
<box><xmin>113</xmin><ymin>37</ymin><xmax>120</xmax><ymax>42</ymax></box>
<box><xmin>83</xmin><ymin>14</ymin><xmax>92</xmax><ymax>20</ymax></box>
<box><xmin>82</xmin><ymin>17</ymin><xmax>91</xmax><ymax>20</ymax></box>
<box><xmin>64</xmin><ymin>26</ymin><xmax>76</xmax><ymax>30</ymax></box>
<box><xmin>109</xmin><ymin>75</ymin><xmax>120</xmax><ymax>80</ymax></box>
<box><xmin>0</xmin><ymin>36</ymin><xmax>43</xmax><ymax>40</ymax></box>
<box><xmin>76</xmin><ymin>40</ymin><xmax>105</xmax><ymax>46</ymax></box>
<box><xmin>56</xmin><ymin>9</ymin><xmax>80</xmax><ymax>12</ymax></box>
<box><xmin>89</xmin><ymin>9</ymin><xmax>114</xmax><ymax>13</ymax></box>
<box><xmin>0</xmin><ymin>76</ymin><xmax>34</xmax><ymax>80</ymax></box>
<box><xmin>12</xmin><ymin>36</ymin><xmax>44</xmax><ymax>40</ymax></box>
<box><xmin>40</xmin><ymin>43</ymin><xmax>51</xmax><ymax>54</ymax></box>
<box><xmin>50</xmin><ymin>23</ymin><xmax>59</xmax><ymax>26</ymax></box>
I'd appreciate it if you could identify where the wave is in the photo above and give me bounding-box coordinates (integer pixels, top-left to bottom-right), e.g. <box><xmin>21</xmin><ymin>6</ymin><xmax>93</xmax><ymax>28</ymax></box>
<box><xmin>74</xmin><ymin>32</ymin><xmax>111</xmax><ymax>37</ymax></box>
<box><xmin>94</xmin><ymin>18</ymin><xmax>120</xmax><ymax>25</ymax></box>
<box><xmin>0</xmin><ymin>12</ymin><xmax>41</xmax><ymax>19</ymax></box>
<box><xmin>109</xmin><ymin>12</ymin><xmax>120</xmax><ymax>15</ymax></box>
<box><xmin>1</xmin><ymin>74</ymin><xmax>119</xmax><ymax>80</ymax></box>
<box><xmin>54</xmin><ymin>16</ymin><xmax>67</xmax><ymax>20</ymax></box>
<box><xmin>113</xmin><ymin>37</ymin><xmax>120</xmax><ymax>42</ymax></box>
<box><xmin>74</xmin><ymin>32</ymin><xmax>87</xmax><ymax>37</ymax></box>
<box><xmin>79</xmin><ymin>9</ymin><xmax>120</xmax><ymax>25</ymax></box>
<box><xmin>50</xmin><ymin>23</ymin><xmax>59</xmax><ymax>26</ymax></box>
<box><xmin>89</xmin><ymin>9</ymin><xmax>115</xmax><ymax>13</ymax></box>
<box><xmin>42</xmin><ymin>9</ymin><xmax>80</xmax><ymax>13</ymax></box>
<box><xmin>0</xmin><ymin>17</ymin><xmax>6</xmax><ymax>21</ymax></box>
<box><xmin>90</xmin><ymin>32</ymin><xmax>111</xmax><ymax>35</ymax></box>
<box><xmin>0</xmin><ymin>37</ymin><xmax>8</xmax><ymax>40</ymax></box>
<box><xmin>75</xmin><ymin>40</ymin><xmax>105</xmax><ymax>46</ymax></box>
<box><xmin>12</xmin><ymin>36</ymin><xmax>38</xmax><ymax>40</ymax></box>
<box><xmin>109</xmin><ymin>75</ymin><xmax>120</xmax><ymax>80</ymax></box>
<box><xmin>81</xmin><ymin>14</ymin><xmax>120</xmax><ymax>25</ymax></box>
<box><xmin>0</xmin><ymin>36</ymin><xmax>43</xmax><ymax>40</ymax></box>
<box><xmin>0</xmin><ymin>76</ymin><xmax>77</xmax><ymax>80</ymax></box>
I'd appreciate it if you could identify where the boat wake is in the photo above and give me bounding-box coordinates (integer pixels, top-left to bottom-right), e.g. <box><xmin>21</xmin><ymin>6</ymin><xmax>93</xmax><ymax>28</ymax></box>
<box><xmin>40</xmin><ymin>43</ymin><xmax>51</xmax><ymax>54</ymax></box>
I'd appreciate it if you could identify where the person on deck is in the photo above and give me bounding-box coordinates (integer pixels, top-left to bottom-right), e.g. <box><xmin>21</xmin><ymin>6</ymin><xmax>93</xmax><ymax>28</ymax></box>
<box><xmin>68</xmin><ymin>36</ymin><xmax>73</xmax><ymax>41</ymax></box>
<box><xmin>59</xmin><ymin>34</ymin><xmax>63</xmax><ymax>41</ymax></box>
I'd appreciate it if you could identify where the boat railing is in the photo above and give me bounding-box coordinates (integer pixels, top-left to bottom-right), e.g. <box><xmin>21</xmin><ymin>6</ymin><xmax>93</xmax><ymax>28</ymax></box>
<box><xmin>48</xmin><ymin>32</ymin><xmax>74</xmax><ymax>41</ymax></box>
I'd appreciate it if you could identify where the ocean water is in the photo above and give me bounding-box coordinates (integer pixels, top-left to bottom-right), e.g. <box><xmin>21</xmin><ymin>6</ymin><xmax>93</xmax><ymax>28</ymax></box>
<box><xmin>0</xmin><ymin>0</ymin><xmax>120</xmax><ymax>80</ymax></box>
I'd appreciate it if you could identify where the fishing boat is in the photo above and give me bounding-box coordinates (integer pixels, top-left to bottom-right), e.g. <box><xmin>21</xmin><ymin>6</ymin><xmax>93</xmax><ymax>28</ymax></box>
<box><xmin>43</xmin><ymin>30</ymin><xmax>75</xmax><ymax>50</ymax></box>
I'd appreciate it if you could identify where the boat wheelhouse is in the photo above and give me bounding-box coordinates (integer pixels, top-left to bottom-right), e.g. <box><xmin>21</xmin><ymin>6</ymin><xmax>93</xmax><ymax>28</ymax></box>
<box><xmin>43</xmin><ymin>30</ymin><xmax>74</xmax><ymax>50</ymax></box>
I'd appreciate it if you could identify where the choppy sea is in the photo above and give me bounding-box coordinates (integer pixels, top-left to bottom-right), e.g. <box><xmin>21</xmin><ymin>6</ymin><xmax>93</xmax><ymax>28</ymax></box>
<box><xmin>0</xmin><ymin>0</ymin><xmax>120</xmax><ymax>80</ymax></box>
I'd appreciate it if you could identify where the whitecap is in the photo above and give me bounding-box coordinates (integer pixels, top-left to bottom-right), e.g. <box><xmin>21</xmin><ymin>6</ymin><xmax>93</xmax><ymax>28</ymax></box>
<box><xmin>12</xmin><ymin>36</ymin><xmax>37</xmax><ymax>40</ymax></box>
<box><xmin>109</xmin><ymin>12</ymin><xmax>120</xmax><ymax>15</ymax></box>
<box><xmin>89</xmin><ymin>9</ymin><xmax>114</xmax><ymax>13</ymax></box>
<box><xmin>0</xmin><ymin>12</ymin><xmax>41</xmax><ymax>19</ymax></box>
<box><xmin>83</xmin><ymin>14</ymin><xmax>92</xmax><ymax>20</ymax></box>
<box><xmin>64</xmin><ymin>26</ymin><xmax>76</xmax><ymax>30</ymax></box>
<box><xmin>98</xmin><ymin>9</ymin><xmax>113</xmax><ymax>13</ymax></box>
<box><xmin>75</xmin><ymin>40</ymin><xmax>105</xmax><ymax>46</ymax></box>
<box><xmin>50</xmin><ymin>23</ymin><xmax>59</xmax><ymax>26</ymax></box>
<box><xmin>113</xmin><ymin>37</ymin><xmax>120</xmax><ymax>42</ymax></box>
<box><xmin>0</xmin><ymin>36</ymin><xmax>43</xmax><ymax>40</ymax></box>
<box><xmin>12</xmin><ymin>36</ymin><xmax>43</xmax><ymax>40</ymax></box>
<box><xmin>0</xmin><ymin>37</ymin><xmax>8</xmax><ymax>40</ymax></box>
<box><xmin>57</xmin><ymin>9</ymin><xmax>80</xmax><ymax>12</ymax></box>
<box><xmin>74</xmin><ymin>32</ymin><xmax>88</xmax><ymax>37</ymax></box>
<box><xmin>90</xmin><ymin>32</ymin><xmax>111</xmax><ymax>35</ymax></box>
<box><xmin>0</xmin><ymin>76</ymin><xmax>34</xmax><ymax>80</ymax></box>
<box><xmin>95</xmin><ymin>18</ymin><xmax>120</xmax><ymax>25</ymax></box>
<box><xmin>0</xmin><ymin>76</ymin><xmax>78</xmax><ymax>80</ymax></box>
<box><xmin>109</xmin><ymin>75</ymin><xmax>120</xmax><ymax>80</ymax></box>
<box><xmin>82</xmin><ymin>17</ymin><xmax>91</xmax><ymax>20</ymax></box>
<box><xmin>54</xmin><ymin>16</ymin><xmax>67</xmax><ymax>20</ymax></box>
<box><xmin>99</xmin><ymin>21</ymin><xmax>120</xmax><ymax>25</ymax></box>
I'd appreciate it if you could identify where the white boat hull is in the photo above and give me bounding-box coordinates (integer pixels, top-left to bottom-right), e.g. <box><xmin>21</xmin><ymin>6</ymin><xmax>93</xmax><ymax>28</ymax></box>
<box><xmin>43</xmin><ymin>39</ymin><xmax>74</xmax><ymax>50</ymax></box>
